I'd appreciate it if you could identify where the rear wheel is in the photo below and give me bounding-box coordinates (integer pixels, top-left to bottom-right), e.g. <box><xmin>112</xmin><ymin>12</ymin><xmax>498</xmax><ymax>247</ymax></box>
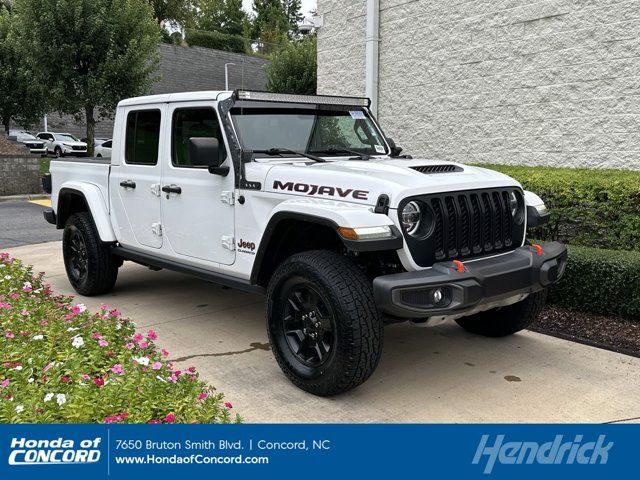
<box><xmin>63</xmin><ymin>212</ymin><xmax>119</xmax><ymax>296</ymax></box>
<box><xmin>455</xmin><ymin>291</ymin><xmax>547</xmax><ymax>337</ymax></box>
<box><xmin>267</xmin><ymin>250</ymin><xmax>383</xmax><ymax>396</ymax></box>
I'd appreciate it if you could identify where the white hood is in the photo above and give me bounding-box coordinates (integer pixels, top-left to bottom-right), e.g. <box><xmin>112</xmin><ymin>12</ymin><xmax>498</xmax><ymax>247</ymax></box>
<box><xmin>253</xmin><ymin>158</ymin><xmax>521</xmax><ymax>209</ymax></box>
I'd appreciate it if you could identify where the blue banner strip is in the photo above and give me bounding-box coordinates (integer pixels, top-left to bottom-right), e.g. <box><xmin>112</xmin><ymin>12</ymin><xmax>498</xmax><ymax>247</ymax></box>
<box><xmin>0</xmin><ymin>424</ymin><xmax>634</xmax><ymax>479</ymax></box>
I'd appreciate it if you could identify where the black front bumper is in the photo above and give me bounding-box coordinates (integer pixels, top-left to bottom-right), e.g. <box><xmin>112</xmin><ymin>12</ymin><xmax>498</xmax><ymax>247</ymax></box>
<box><xmin>373</xmin><ymin>242</ymin><xmax>567</xmax><ymax>318</ymax></box>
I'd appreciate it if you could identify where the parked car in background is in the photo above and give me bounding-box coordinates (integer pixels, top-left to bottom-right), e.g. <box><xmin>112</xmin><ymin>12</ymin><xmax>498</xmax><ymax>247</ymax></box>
<box><xmin>8</xmin><ymin>130</ymin><xmax>47</xmax><ymax>155</ymax></box>
<box><xmin>81</xmin><ymin>137</ymin><xmax>109</xmax><ymax>147</ymax></box>
<box><xmin>94</xmin><ymin>139</ymin><xmax>112</xmax><ymax>158</ymax></box>
<box><xmin>36</xmin><ymin>132</ymin><xmax>87</xmax><ymax>157</ymax></box>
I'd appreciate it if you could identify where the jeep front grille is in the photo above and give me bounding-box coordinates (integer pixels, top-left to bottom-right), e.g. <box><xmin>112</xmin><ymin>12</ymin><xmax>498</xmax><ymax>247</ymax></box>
<box><xmin>399</xmin><ymin>188</ymin><xmax>526</xmax><ymax>267</ymax></box>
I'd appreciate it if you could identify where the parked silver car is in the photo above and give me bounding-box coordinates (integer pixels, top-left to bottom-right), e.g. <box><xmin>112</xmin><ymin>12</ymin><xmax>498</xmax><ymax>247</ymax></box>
<box><xmin>8</xmin><ymin>130</ymin><xmax>48</xmax><ymax>156</ymax></box>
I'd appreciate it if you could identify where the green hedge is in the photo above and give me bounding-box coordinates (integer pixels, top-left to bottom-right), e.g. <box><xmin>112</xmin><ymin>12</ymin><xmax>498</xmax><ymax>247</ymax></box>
<box><xmin>184</xmin><ymin>30</ymin><xmax>246</xmax><ymax>54</ymax></box>
<box><xmin>475</xmin><ymin>164</ymin><xmax>640</xmax><ymax>252</ymax></box>
<box><xmin>549</xmin><ymin>245</ymin><xmax>640</xmax><ymax>319</ymax></box>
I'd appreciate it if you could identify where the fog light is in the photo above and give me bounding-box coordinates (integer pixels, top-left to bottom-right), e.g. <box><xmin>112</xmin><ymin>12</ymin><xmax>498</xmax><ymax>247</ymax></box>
<box><xmin>432</xmin><ymin>288</ymin><xmax>443</xmax><ymax>304</ymax></box>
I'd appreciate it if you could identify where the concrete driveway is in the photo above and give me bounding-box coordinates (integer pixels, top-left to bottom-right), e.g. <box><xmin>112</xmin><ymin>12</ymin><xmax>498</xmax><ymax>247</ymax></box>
<box><xmin>5</xmin><ymin>241</ymin><xmax>640</xmax><ymax>423</ymax></box>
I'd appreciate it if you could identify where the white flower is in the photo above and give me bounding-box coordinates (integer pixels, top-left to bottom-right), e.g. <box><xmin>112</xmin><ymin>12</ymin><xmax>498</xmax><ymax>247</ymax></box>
<box><xmin>74</xmin><ymin>303</ymin><xmax>87</xmax><ymax>313</ymax></box>
<box><xmin>32</xmin><ymin>335</ymin><xmax>43</xmax><ymax>341</ymax></box>
<box><xmin>71</xmin><ymin>336</ymin><xmax>84</xmax><ymax>348</ymax></box>
<box><xmin>15</xmin><ymin>405</ymin><xmax>24</xmax><ymax>413</ymax></box>
<box><xmin>134</xmin><ymin>356</ymin><xmax>150</xmax><ymax>366</ymax></box>
<box><xmin>115</xmin><ymin>323</ymin><xmax>122</xmax><ymax>331</ymax></box>
<box><xmin>67</xmin><ymin>327</ymin><xmax>79</xmax><ymax>332</ymax></box>
<box><xmin>156</xmin><ymin>375</ymin><xmax>167</xmax><ymax>383</ymax></box>
<box><xmin>28</xmin><ymin>378</ymin><xmax>34</xmax><ymax>383</ymax></box>
<box><xmin>23</xmin><ymin>281</ymin><xmax>32</xmax><ymax>290</ymax></box>
<box><xmin>4</xmin><ymin>275</ymin><xmax>11</xmax><ymax>280</ymax></box>
<box><xmin>27</xmin><ymin>358</ymin><xmax>33</xmax><ymax>364</ymax></box>
<box><xmin>56</xmin><ymin>394</ymin><xmax>66</xmax><ymax>406</ymax></box>
<box><xmin>14</xmin><ymin>366</ymin><xmax>22</xmax><ymax>371</ymax></box>
<box><xmin>44</xmin><ymin>393</ymin><xmax>54</xmax><ymax>402</ymax></box>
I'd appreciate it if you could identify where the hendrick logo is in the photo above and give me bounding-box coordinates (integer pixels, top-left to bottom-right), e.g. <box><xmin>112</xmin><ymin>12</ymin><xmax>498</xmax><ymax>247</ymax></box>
<box><xmin>8</xmin><ymin>437</ymin><xmax>102</xmax><ymax>466</ymax></box>
<box><xmin>273</xmin><ymin>180</ymin><xmax>369</xmax><ymax>200</ymax></box>
<box><xmin>473</xmin><ymin>434</ymin><xmax>613</xmax><ymax>474</ymax></box>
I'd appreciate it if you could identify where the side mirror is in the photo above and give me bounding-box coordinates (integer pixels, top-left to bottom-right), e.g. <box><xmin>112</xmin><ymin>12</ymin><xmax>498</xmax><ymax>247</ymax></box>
<box><xmin>188</xmin><ymin>137</ymin><xmax>229</xmax><ymax>176</ymax></box>
<box><xmin>386</xmin><ymin>138</ymin><xmax>403</xmax><ymax>157</ymax></box>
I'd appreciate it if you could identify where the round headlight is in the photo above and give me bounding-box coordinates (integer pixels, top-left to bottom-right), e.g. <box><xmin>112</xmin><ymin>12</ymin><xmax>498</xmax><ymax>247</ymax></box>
<box><xmin>509</xmin><ymin>191</ymin><xmax>525</xmax><ymax>224</ymax></box>
<box><xmin>401</xmin><ymin>201</ymin><xmax>422</xmax><ymax>235</ymax></box>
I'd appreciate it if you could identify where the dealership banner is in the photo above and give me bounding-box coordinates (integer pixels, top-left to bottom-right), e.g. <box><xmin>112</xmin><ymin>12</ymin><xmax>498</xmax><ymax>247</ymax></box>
<box><xmin>0</xmin><ymin>424</ymin><xmax>633</xmax><ymax>479</ymax></box>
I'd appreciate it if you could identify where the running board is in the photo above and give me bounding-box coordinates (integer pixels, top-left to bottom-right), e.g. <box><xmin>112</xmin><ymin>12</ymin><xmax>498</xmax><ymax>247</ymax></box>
<box><xmin>111</xmin><ymin>246</ymin><xmax>265</xmax><ymax>295</ymax></box>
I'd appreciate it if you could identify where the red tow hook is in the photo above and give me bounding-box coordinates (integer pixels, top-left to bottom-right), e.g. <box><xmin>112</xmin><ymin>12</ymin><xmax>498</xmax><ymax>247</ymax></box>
<box><xmin>531</xmin><ymin>244</ymin><xmax>544</xmax><ymax>256</ymax></box>
<box><xmin>452</xmin><ymin>260</ymin><xmax>465</xmax><ymax>273</ymax></box>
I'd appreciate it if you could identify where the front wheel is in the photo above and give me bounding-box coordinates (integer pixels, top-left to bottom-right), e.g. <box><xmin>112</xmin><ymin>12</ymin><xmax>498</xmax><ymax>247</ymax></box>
<box><xmin>54</xmin><ymin>146</ymin><xmax>63</xmax><ymax>158</ymax></box>
<box><xmin>455</xmin><ymin>290</ymin><xmax>547</xmax><ymax>337</ymax></box>
<box><xmin>267</xmin><ymin>250</ymin><xmax>383</xmax><ymax>396</ymax></box>
<box><xmin>63</xmin><ymin>212</ymin><xmax>119</xmax><ymax>296</ymax></box>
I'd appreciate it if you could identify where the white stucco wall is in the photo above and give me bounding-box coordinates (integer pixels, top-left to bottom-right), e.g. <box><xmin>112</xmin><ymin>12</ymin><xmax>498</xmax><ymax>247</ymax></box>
<box><xmin>318</xmin><ymin>0</ymin><xmax>640</xmax><ymax>170</ymax></box>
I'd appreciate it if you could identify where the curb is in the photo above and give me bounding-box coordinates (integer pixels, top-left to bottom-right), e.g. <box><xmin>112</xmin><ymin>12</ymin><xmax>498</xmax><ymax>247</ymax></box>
<box><xmin>0</xmin><ymin>193</ymin><xmax>50</xmax><ymax>203</ymax></box>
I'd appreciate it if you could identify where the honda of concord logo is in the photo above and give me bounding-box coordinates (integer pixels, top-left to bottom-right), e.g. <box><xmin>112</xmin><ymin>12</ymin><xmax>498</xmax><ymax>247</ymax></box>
<box><xmin>8</xmin><ymin>437</ymin><xmax>102</xmax><ymax>465</ymax></box>
<box><xmin>473</xmin><ymin>434</ymin><xmax>613</xmax><ymax>474</ymax></box>
<box><xmin>273</xmin><ymin>180</ymin><xmax>369</xmax><ymax>200</ymax></box>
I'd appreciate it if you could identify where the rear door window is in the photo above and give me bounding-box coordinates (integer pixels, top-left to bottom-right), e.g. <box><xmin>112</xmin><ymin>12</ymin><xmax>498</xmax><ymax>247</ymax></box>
<box><xmin>125</xmin><ymin>110</ymin><xmax>161</xmax><ymax>165</ymax></box>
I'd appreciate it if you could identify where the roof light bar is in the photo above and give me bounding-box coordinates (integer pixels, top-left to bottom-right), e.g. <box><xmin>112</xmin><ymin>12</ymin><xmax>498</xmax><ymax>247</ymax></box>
<box><xmin>234</xmin><ymin>90</ymin><xmax>371</xmax><ymax>107</ymax></box>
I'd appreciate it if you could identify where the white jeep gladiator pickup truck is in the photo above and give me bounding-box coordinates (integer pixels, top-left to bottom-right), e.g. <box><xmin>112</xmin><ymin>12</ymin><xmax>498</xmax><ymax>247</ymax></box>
<box><xmin>44</xmin><ymin>90</ymin><xmax>567</xmax><ymax>396</ymax></box>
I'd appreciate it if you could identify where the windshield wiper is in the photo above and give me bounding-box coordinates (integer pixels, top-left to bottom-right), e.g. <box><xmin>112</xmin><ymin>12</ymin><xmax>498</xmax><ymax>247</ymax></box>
<box><xmin>253</xmin><ymin>147</ymin><xmax>326</xmax><ymax>163</ymax></box>
<box><xmin>309</xmin><ymin>147</ymin><xmax>371</xmax><ymax>160</ymax></box>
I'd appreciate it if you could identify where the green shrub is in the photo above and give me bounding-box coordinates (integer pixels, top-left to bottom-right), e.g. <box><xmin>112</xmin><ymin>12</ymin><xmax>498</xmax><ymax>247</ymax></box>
<box><xmin>266</xmin><ymin>36</ymin><xmax>316</xmax><ymax>95</ymax></box>
<box><xmin>0</xmin><ymin>252</ymin><xmax>240</xmax><ymax>423</ymax></box>
<box><xmin>549</xmin><ymin>245</ymin><xmax>640</xmax><ymax>319</ymax></box>
<box><xmin>185</xmin><ymin>30</ymin><xmax>246</xmax><ymax>54</ymax></box>
<box><xmin>474</xmin><ymin>164</ymin><xmax>640</xmax><ymax>252</ymax></box>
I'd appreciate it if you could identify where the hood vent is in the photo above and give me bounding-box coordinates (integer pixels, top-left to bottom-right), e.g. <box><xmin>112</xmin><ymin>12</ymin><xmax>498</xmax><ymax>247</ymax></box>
<box><xmin>411</xmin><ymin>164</ymin><xmax>463</xmax><ymax>174</ymax></box>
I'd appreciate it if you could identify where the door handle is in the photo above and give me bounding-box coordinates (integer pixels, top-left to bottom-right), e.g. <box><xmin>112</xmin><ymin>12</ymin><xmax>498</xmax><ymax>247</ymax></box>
<box><xmin>161</xmin><ymin>185</ymin><xmax>182</xmax><ymax>195</ymax></box>
<box><xmin>119</xmin><ymin>180</ymin><xmax>136</xmax><ymax>189</ymax></box>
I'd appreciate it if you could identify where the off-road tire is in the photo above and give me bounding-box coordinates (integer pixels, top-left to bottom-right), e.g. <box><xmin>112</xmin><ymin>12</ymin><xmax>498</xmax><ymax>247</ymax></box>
<box><xmin>62</xmin><ymin>212</ymin><xmax>119</xmax><ymax>296</ymax></box>
<box><xmin>267</xmin><ymin>250</ymin><xmax>383</xmax><ymax>396</ymax></box>
<box><xmin>455</xmin><ymin>290</ymin><xmax>547</xmax><ymax>337</ymax></box>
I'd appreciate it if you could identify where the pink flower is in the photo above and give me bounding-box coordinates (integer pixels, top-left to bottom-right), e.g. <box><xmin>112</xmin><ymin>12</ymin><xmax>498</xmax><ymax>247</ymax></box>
<box><xmin>198</xmin><ymin>392</ymin><xmax>208</xmax><ymax>401</ymax></box>
<box><xmin>40</xmin><ymin>319</ymin><xmax>47</xmax><ymax>326</ymax></box>
<box><xmin>71</xmin><ymin>304</ymin><xmax>87</xmax><ymax>314</ymax></box>
<box><xmin>133</xmin><ymin>333</ymin><xmax>143</xmax><ymax>342</ymax></box>
<box><xmin>104</xmin><ymin>412</ymin><xmax>129</xmax><ymax>424</ymax></box>
<box><xmin>1</xmin><ymin>379</ymin><xmax>9</xmax><ymax>389</ymax></box>
<box><xmin>109</xmin><ymin>309</ymin><xmax>121</xmax><ymax>317</ymax></box>
<box><xmin>164</xmin><ymin>413</ymin><xmax>175</xmax><ymax>423</ymax></box>
<box><xmin>138</xmin><ymin>342</ymin><xmax>149</xmax><ymax>349</ymax></box>
<box><xmin>60</xmin><ymin>376</ymin><xmax>71</xmax><ymax>383</ymax></box>
<box><xmin>147</xmin><ymin>329</ymin><xmax>157</xmax><ymax>341</ymax></box>
<box><xmin>111</xmin><ymin>364</ymin><xmax>124</xmax><ymax>375</ymax></box>
<box><xmin>125</xmin><ymin>342</ymin><xmax>134</xmax><ymax>350</ymax></box>
<box><xmin>98</xmin><ymin>339</ymin><xmax>109</xmax><ymax>347</ymax></box>
<box><xmin>224</xmin><ymin>402</ymin><xmax>233</xmax><ymax>409</ymax></box>
<box><xmin>91</xmin><ymin>332</ymin><xmax>102</xmax><ymax>340</ymax></box>
<box><xmin>167</xmin><ymin>375</ymin><xmax>177</xmax><ymax>383</ymax></box>
<box><xmin>9</xmin><ymin>292</ymin><xmax>19</xmax><ymax>299</ymax></box>
<box><xmin>5</xmin><ymin>331</ymin><xmax>14</xmax><ymax>339</ymax></box>
<box><xmin>152</xmin><ymin>362</ymin><xmax>162</xmax><ymax>370</ymax></box>
<box><xmin>43</xmin><ymin>363</ymin><xmax>53</xmax><ymax>373</ymax></box>
<box><xmin>0</xmin><ymin>302</ymin><xmax>11</xmax><ymax>310</ymax></box>
<box><xmin>161</xmin><ymin>349</ymin><xmax>169</xmax><ymax>357</ymax></box>
<box><xmin>99</xmin><ymin>303</ymin><xmax>108</xmax><ymax>311</ymax></box>
<box><xmin>93</xmin><ymin>377</ymin><xmax>105</xmax><ymax>387</ymax></box>
<box><xmin>81</xmin><ymin>374</ymin><xmax>90</xmax><ymax>381</ymax></box>
<box><xmin>22</xmin><ymin>282</ymin><xmax>32</xmax><ymax>293</ymax></box>
<box><xmin>0</xmin><ymin>252</ymin><xmax>8</xmax><ymax>259</ymax></box>
<box><xmin>147</xmin><ymin>419</ymin><xmax>161</xmax><ymax>424</ymax></box>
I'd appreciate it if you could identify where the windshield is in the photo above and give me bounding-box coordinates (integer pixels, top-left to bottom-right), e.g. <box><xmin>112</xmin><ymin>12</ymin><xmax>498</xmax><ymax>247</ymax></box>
<box><xmin>230</xmin><ymin>105</ymin><xmax>388</xmax><ymax>157</ymax></box>
<box><xmin>55</xmin><ymin>133</ymin><xmax>79</xmax><ymax>142</ymax></box>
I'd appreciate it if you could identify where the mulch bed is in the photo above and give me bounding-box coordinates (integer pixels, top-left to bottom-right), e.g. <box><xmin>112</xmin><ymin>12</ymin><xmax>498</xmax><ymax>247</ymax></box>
<box><xmin>0</xmin><ymin>135</ymin><xmax>30</xmax><ymax>155</ymax></box>
<box><xmin>531</xmin><ymin>305</ymin><xmax>640</xmax><ymax>357</ymax></box>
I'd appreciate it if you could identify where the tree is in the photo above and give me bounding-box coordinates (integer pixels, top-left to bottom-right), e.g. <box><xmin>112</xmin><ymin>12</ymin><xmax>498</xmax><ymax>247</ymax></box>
<box><xmin>266</xmin><ymin>35</ymin><xmax>316</xmax><ymax>94</ymax></box>
<box><xmin>281</xmin><ymin>0</ymin><xmax>302</xmax><ymax>35</ymax></box>
<box><xmin>250</xmin><ymin>0</ymin><xmax>288</xmax><ymax>39</ymax></box>
<box><xmin>148</xmin><ymin>0</ymin><xmax>194</xmax><ymax>28</ymax></box>
<box><xmin>0</xmin><ymin>6</ymin><xmax>44</xmax><ymax>133</ymax></box>
<box><xmin>14</xmin><ymin>0</ymin><xmax>160</xmax><ymax>154</ymax></box>
<box><xmin>194</xmin><ymin>0</ymin><xmax>246</xmax><ymax>36</ymax></box>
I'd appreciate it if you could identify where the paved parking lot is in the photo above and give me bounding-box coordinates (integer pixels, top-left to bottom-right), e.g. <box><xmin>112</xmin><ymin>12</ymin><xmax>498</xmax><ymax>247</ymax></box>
<box><xmin>0</xmin><ymin>200</ymin><xmax>60</xmax><ymax>248</ymax></box>
<box><xmin>5</xmin><ymin>240</ymin><xmax>640</xmax><ymax>423</ymax></box>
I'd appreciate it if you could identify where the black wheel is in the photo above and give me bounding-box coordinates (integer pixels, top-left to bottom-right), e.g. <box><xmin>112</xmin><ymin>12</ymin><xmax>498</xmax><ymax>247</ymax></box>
<box><xmin>455</xmin><ymin>290</ymin><xmax>547</xmax><ymax>337</ymax></box>
<box><xmin>267</xmin><ymin>250</ymin><xmax>383</xmax><ymax>396</ymax></box>
<box><xmin>63</xmin><ymin>212</ymin><xmax>119</xmax><ymax>296</ymax></box>
<box><xmin>54</xmin><ymin>146</ymin><xmax>63</xmax><ymax>158</ymax></box>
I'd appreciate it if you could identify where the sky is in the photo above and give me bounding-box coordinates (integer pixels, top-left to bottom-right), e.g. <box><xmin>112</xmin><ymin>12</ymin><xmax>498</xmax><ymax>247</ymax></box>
<box><xmin>241</xmin><ymin>0</ymin><xmax>317</xmax><ymax>18</ymax></box>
